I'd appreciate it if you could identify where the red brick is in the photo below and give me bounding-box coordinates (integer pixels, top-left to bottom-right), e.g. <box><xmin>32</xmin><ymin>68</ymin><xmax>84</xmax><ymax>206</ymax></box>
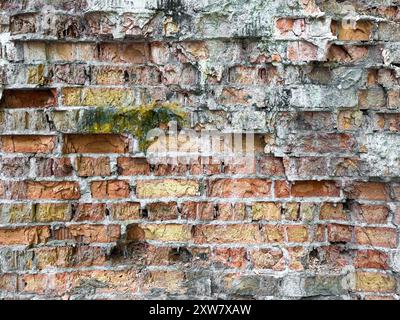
<box><xmin>208</xmin><ymin>179</ymin><xmax>271</xmax><ymax>198</ymax></box>
<box><xmin>287</xmin><ymin>41</ymin><xmax>318</xmax><ymax>62</ymax></box>
<box><xmin>217</xmin><ymin>203</ymin><xmax>246</xmax><ymax>221</ymax></box>
<box><xmin>359</xmin><ymin>87</ymin><xmax>387</xmax><ymax>110</ymax></box>
<box><xmin>72</xmin><ymin>203</ymin><xmax>106</xmax><ymax>222</ymax></box>
<box><xmin>1</xmin><ymin>157</ymin><xmax>30</xmax><ymax>177</ymax></box>
<box><xmin>98</xmin><ymin>43</ymin><xmax>149</xmax><ymax>63</ymax></box>
<box><xmin>287</xmin><ymin>157</ymin><xmax>329</xmax><ymax>177</ymax></box>
<box><xmin>76</xmin><ymin>157</ymin><xmax>111</xmax><ymax>177</ymax></box>
<box><xmin>181</xmin><ymin>201</ymin><xmax>214</xmax><ymax>220</ymax></box>
<box><xmin>228</xmin><ymin>65</ymin><xmax>279</xmax><ymax>85</ymax></box>
<box><xmin>327</xmin><ymin>45</ymin><xmax>368</xmax><ymax>63</ymax></box>
<box><xmin>1</xmin><ymin>135</ymin><xmax>56</xmax><ymax>153</ymax></box>
<box><xmin>63</xmin><ymin>134</ymin><xmax>129</xmax><ymax>153</ymax></box>
<box><xmin>258</xmin><ymin>156</ymin><xmax>285</xmax><ymax>176</ymax></box>
<box><xmin>355</xmin><ymin>227</ymin><xmax>397</xmax><ymax>248</ymax></box>
<box><xmin>355</xmin><ymin>250</ymin><xmax>389</xmax><ymax>270</ymax></box>
<box><xmin>375</xmin><ymin>113</ymin><xmax>400</xmax><ymax>132</ymax></box>
<box><xmin>327</xmin><ymin>224</ymin><xmax>353</xmax><ymax>243</ymax></box>
<box><xmin>0</xmin><ymin>89</ymin><xmax>57</xmax><ymax>108</ymax></box>
<box><xmin>294</xmin><ymin>133</ymin><xmax>356</xmax><ymax>153</ymax></box>
<box><xmin>346</xmin><ymin>182</ymin><xmax>390</xmax><ymax>201</ymax></box>
<box><xmin>36</xmin><ymin>157</ymin><xmax>73</xmax><ymax>177</ymax></box>
<box><xmin>352</xmin><ymin>203</ymin><xmax>389</xmax><ymax>224</ymax></box>
<box><xmin>213</xmin><ymin>248</ymin><xmax>247</xmax><ymax>269</ymax></box>
<box><xmin>91</xmin><ymin>180</ymin><xmax>130</xmax><ymax>199</ymax></box>
<box><xmin>153</xmin><ymin>163</ymin><xmax>188</xmax><ymax>176</ymax></box>
<box><xmin>276</xmin><ymin>18</ymin><xmax>305</xmax><ymax>38</ymax></box>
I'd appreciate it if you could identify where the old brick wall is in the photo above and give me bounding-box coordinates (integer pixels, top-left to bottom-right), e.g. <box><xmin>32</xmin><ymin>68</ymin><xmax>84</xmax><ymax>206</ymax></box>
<box><xmin>0</xmin><ymin>0</ymin><xmax>400</xmax><ymax>300</ymax></box>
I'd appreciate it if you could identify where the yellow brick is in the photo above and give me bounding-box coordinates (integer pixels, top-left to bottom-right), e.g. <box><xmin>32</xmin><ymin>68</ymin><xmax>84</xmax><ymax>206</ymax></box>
<box><xmin>356</xmin><ymin>272</ymin><xmax>396</xmax><ymax>293</ymax></box>
<box><xmin>62</xmin><ymin>87</ymin><xmax>82</xmax><ymax>106</ymax></box>
<box><xmin>136</xmin><ymin>179</ymin><xmax>199</xmax><ymax>198</ymax></box>
<box><xmin>6</xmin><ymin>204</ymin><xmax>33</xmax><ymax>223</ymax></box>
<box><xmin>252</xmin><ymin>202</ymin><xmax>281</xmax><ymax>221</ymax></box>
<box><xmin>34</xmin><ymin>203</ymin><xmax>71</xmax><ymax>222</ymax></box>
<box><xmin>62</xmin><ymin>88</ymin><xmax>133</xmax><ymax>107</ymax></box>
<box><xmin>142</xmin><ymin>224</ymin><xmax>192</xmax><ymax>241</ymax></box>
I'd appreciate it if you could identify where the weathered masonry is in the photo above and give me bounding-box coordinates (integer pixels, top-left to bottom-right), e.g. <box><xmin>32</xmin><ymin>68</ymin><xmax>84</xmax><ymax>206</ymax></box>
<box><xmin>0</xmin><ymin>0</ymin><xmax>400</xmax><ymax>300</ymax></box>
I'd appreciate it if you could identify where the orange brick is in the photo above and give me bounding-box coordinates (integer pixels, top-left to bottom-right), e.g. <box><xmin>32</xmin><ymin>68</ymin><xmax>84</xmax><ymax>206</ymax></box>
<box><xmin>1</xmin><ymin>135</ymin><xmax>56</xmax><ymax>153</ymax></box>
<box><xmin>52</xmin><ymin>224</ymin><xmax>120</xmax><ymax>243</ymax></box>
<box><xmin>27</xmin><ymin>181</ymin><xmax>80</xmax><ymax>200</ymax></box>
<box><xmin>336</xmin><ymin>20</ymin><xmax>373</xmax><ymax>41</ymax></box>
<box><xmin>19</xmin><ymin>273</ymin><xmax>68</xmax><ymax>295</ymax></box>
<box><xmin>276</xmin><ymin>18</ymin><xmax>305</xmax><ymax>38</ymax></box>
<box><xmin>282</xmin><ymin>181</ymin><xmax>340</xmax><ymax>198</ymax></box>
<box><xmin>91</xmin><ymin>180</ymin><xmax>130</xmax><ymax>199</ymax></box>
<box><xmin>208</xmin><ymin>179</ymin><xmax>271</xmax><ymax>198</ymax></box>
<box><xmin>0</xmin><ymin>226</ymin><xmax>50</xmax><ymax>245</ymax></box>
<box><xmin>63</xmin><ymin>134</ymin><xmax>129</xmax><ymax>153</ymax></box>
<box><xmin>117</xmin><ymin>157</ymin><xmax>150</xmax><ymax>175</ymax></box>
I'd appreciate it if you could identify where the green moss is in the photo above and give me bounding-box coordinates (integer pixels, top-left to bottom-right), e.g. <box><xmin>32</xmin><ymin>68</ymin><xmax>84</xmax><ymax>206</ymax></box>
<box><xmin>79</xmin><ymin>101</ymin><xmax>188</xmax><ymax>152</ymax></box>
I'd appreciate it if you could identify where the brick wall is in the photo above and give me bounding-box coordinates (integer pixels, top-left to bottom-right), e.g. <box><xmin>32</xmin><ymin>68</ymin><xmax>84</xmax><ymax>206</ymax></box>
<box><xmin>0</xmin><ymin>0</ymin><xmax>400</xmax><ymax>300</ymax></box>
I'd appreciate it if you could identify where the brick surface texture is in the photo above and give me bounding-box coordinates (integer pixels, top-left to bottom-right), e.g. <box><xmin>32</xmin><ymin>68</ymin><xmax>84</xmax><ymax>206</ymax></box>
<box><xmin>0</xmin><ymin>0</ymin><xmax>400</xmax><ymax>300</ymax></box>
